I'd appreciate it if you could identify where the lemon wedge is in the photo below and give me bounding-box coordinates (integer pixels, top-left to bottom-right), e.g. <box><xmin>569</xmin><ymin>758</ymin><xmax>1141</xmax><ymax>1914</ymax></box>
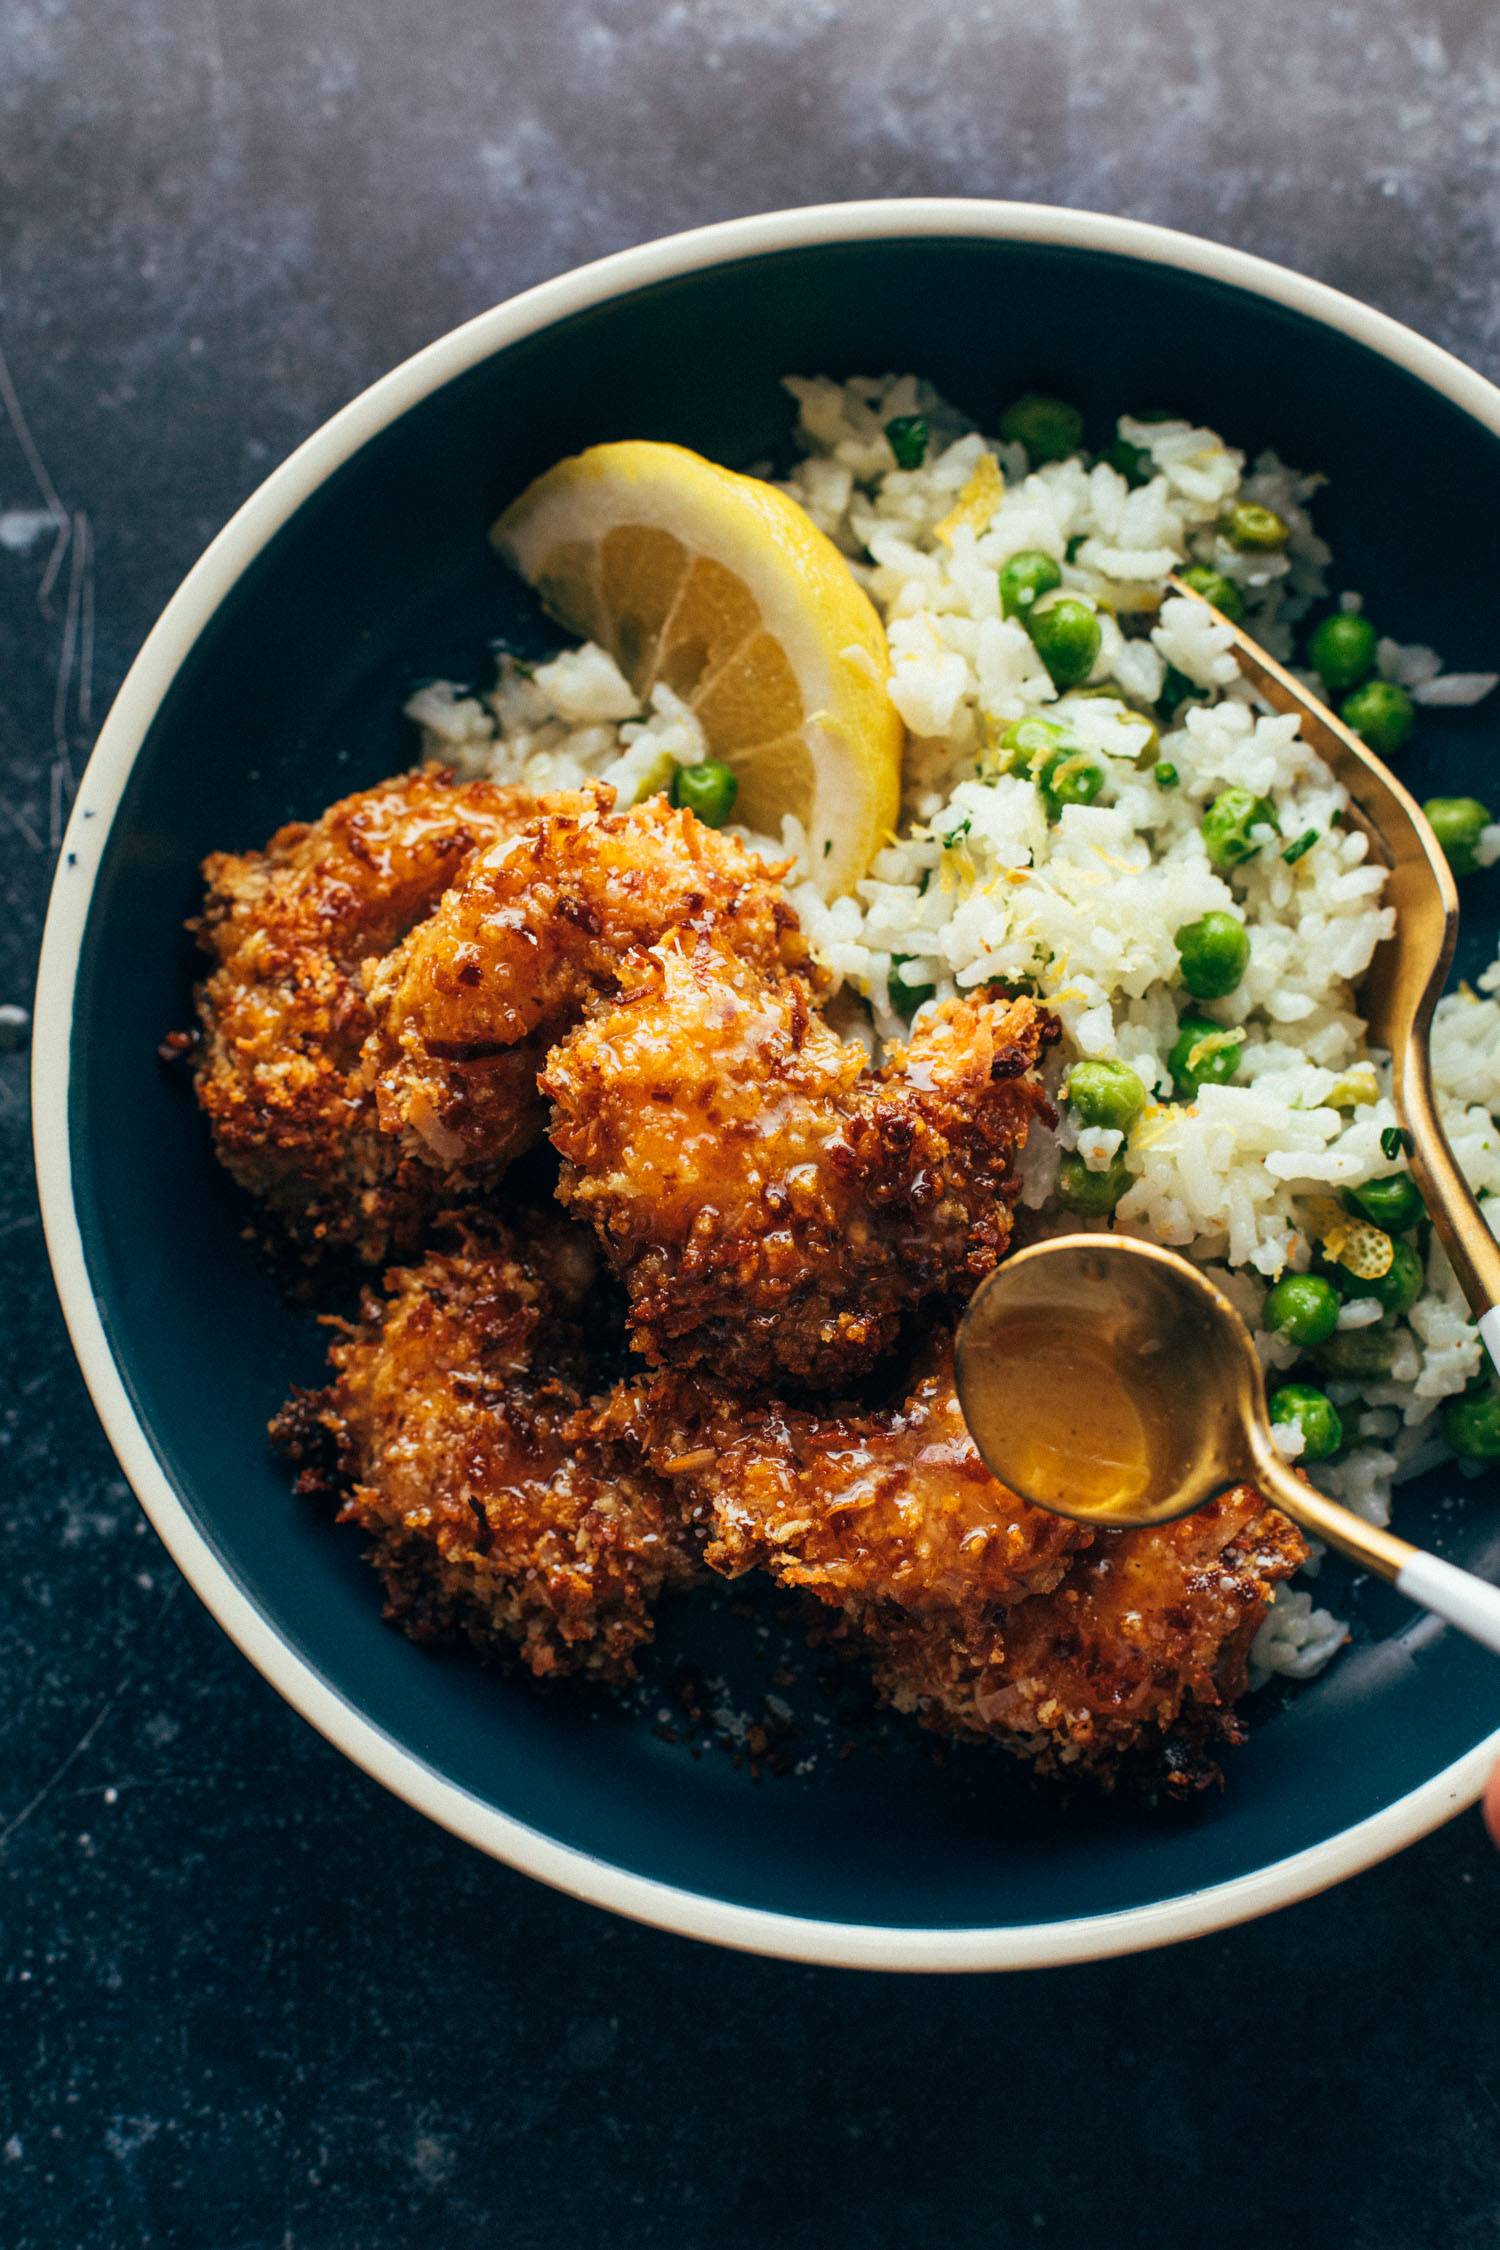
<box><xmin>491</xmin><ymin>440</ymin><xmax>903</xmax><ymax>894</ymax></box>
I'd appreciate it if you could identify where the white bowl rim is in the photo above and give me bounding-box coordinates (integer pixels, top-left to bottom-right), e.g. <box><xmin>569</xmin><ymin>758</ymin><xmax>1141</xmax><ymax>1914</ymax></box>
<box><xmin>32</xmin><ymin>195</ymin><xmax>1500</xmax><ymax>1973</ymax></box>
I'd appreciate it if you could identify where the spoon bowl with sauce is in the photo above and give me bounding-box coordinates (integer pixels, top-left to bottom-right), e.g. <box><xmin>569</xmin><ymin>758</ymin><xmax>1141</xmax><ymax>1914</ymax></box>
<box><xmin>955</xmin><ymin>1234</ymin><xmax>1500</xmax><ymax>1656</ymax></box>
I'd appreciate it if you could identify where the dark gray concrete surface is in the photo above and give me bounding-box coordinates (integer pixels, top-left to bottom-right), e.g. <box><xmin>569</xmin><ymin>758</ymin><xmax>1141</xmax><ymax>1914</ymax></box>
<box><xmin>6</xmin><ymin>3</ymin><xmax>1500</xmax><ymax>2245</ymax></box>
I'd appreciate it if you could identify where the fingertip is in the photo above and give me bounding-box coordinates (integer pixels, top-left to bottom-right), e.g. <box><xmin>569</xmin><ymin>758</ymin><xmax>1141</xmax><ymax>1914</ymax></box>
<box><xmin>1485</xmin><ymin>1762</ymin><xmax>1500</xmax><ymax>1850</ymax></box>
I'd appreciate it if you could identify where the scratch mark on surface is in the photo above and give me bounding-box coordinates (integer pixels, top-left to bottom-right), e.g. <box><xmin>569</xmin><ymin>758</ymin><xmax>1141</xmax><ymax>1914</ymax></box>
<box><xmin>0</xmin><ymin>336</ymin><xmax>69</xmax><ymax>615</ymax></box>
<box><xmin>0</xmin><ymin>1686</ymin><xmax>129</xmax><ymax>1853</ymax></box>
<box><xmin>35</xmin><ymin>514</ymin><xmax>71</xmax><ymax>615</ymax></box>
<box><xmin>200</xmin><ymin>0</ymin><xmax>229</xmax><ymax>120</ymax></box>
<box><xmin>78</xmin><ymin>508</ymin><xmax>96</xmax><ymax>728</ymax></box>
<box><xmin>0</xmin><ymin>795</ymin><xmax>43</xmax><ymax>853</ymax></box>
<box><xmin>54</xmin><ymin>510</ymin><xmax>85</xmax><ymax>749</ymax></box>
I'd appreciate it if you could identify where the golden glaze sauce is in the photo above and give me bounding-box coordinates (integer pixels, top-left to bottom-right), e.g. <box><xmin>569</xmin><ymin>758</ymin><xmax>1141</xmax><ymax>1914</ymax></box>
<box><xmin>961</xmin><ymin>1312</ymin><xmax>1155</xmax><ymax>1520</ymax></box>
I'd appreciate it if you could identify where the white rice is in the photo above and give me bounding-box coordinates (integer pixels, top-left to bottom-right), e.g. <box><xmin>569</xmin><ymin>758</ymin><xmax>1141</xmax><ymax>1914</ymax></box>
<box><xmin>408</xmin><ymin>374</ymin><xmax>1500</xmax><ymax>1686</ymax></box>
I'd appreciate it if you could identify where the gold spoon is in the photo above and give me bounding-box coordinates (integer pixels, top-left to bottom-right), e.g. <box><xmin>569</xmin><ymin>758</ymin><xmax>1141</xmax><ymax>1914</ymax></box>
<box><xmin>954</xmin><ymin>1235</ymin><xmax>1500</xmax><ymax>1655</ymax></box>
<box><xmin>1166</xmin><ymin>572</ymin><xmax>1500</xmax><ymax>1372</ymax></box>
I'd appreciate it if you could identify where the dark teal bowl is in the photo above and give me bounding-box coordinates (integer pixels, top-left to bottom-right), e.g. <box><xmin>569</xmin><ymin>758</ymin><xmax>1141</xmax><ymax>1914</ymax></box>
<box><xmin>34</xmin><ymin>204</ymin><xmax>1500</xmax><ymax>1969</ymax></box>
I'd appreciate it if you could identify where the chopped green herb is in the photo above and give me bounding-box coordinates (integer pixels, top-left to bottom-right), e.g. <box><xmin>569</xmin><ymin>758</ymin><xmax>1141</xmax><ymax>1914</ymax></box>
<box><xmin>1158</xmin><ymin>665</ymin><xmax>1197</xmax><ymax>719</ymax></box>
<box><xmin>1282</xmin><ymin>828</ymin><xmax>1320</xmax><ymax>865</ymax></box>
<box><xmin>889</xmin><ymin>955</ymin><xmax>936</xmax><ymax>1019</ymax></box>
<box><xmin>1153</xmin><ymin>761</ymin><xmax>1179</xmax><ymax>789</ymax></box>
<box><xmin>942</xmin><ymin>816</ymin><xmax>973</xmax><ymax>848</ymax></box>
<box><xmin>885</xmin><ymin>414</ymin><xmax>929</xmax><ymax>470</ymax></box>
<box><xmin>1380</xmin><ymin>1125</ymin><xmax>1408</xmax><ymax>1162</ymax></box>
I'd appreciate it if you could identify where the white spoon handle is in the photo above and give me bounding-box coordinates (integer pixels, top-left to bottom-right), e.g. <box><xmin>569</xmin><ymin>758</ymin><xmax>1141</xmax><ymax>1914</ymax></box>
<box><xmin>1251</xmin><ymin>1443</ymin><xmax>1500</xmax><ymax>1659</ymax></box>
<box><xmin>1396</xmin><ymin>1548</ymin><xmax>1500</xmax><ymax>1658</ymax></box>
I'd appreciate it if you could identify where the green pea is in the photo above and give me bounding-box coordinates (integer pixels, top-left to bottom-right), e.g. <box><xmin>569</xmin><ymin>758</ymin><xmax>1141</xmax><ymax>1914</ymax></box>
<box><xmin>1104</xmin><ymin>435</ymin><xmax>1151</xmax><ymax>486</ymax></box>
<box><xmin>889</xmin><ymin>955</ymin><xmax>936</xmax><ymax>1019</ymax></box>
<box><xmin>998</xmin><ymin>549</ymin><xmax>1063</xmax><ymax>621</ymax></box>
<box><xmin>885</xmin><ymin>414</ymin><xmax>929</xmax><ymax>470</ymax></box>
<box><xmin>1065</xmin><ymin>1059</ymin><xmax>1146</xmax><ymax>1132</ymax></box>
<box><xmin>1308</xmin><ymin>612</ymin><xmax>1377</xmax><ymax>696</ymax></box>
<box><xmin>1223</xmin><ymin>501</ymin><xmax>1289</xmax><ymax>550</ymax></box>
<box><xmin>1153</xmin><ymin>761</ymin><xmax>1180</xmax><ymax>790</ymax></box>
<box><xmin>1201</xmin><ymin>787</ymin><xmax>1278</xmax><ymax>871</ymax></box>
<box><xmin>1268</xmin><ymin>1383</ymin><xmax>1344</xmax><ymax>1462</ymax></box>
<box><xmin>1262</xmin><ymin>1273</ymin><xmax>1342</xmax><ymax>1348</ymax></box>
<box><xmin>1312</xmin><ymin>1324</ymin><xmax>1398</xmax><ymax>1378</ymax></box>
<box><xmin>1335</xmin><ymin>1239</ymin><xmax>1425</xmax><ymax>1317</ymax></box>
<box><xmin>1174</xmin><ymin>911</ymin><xmax>1250</xmax><ymax>1000</ymax></box>
<box><xmin>1340</xmin><ymin>678</ymin><xmax>1414</xmax><ymax>757</ymax></box>
<box><xmin>1028</xmin><ymin>598</ymin><xmax>1101</xmax><ymax>689</ymax></box>
<box><xmin>1444</xmin><ymin>1386</ymin><xmax>1500</xmax><ymax>1462</ymax></box>
<box><xmin>1038</xmin><ymin>746</ymin><xmax>1105</xmax><ymax>819</ymax></box>
<box><xmin>1424</xmin><ymin>795</ymin><xmax>1494</xmax><ymax>879</ymax></box>
<box><xmin>1343</xmin><ymin>1173</ymin><xmax>1424</xmax><ymax>1234</ymax></box>
<box><xmin>670</xmin><ymin>759</ymin><xmax>739</xmax><ymax>828</ymax></box>
<box><xmin>1169</xmin><ymin>1015</ymin><xmax>1245</xmax><ymax>1099</ymax></box>
<box><xmin>998</xmin><ymin>392</ymin><xmax>1085</xmax><ymax>466</ymax></box>
<box><xmin>996</xmin><ymin>715</ymin><xmax>1068</xmax><ymax>778</ymax></box>
<box><xmin>1056</xmin><ymin>1150</ymin><xmax>1131</xmax><ymax>1215</ymax></box>
<box><xmin>1178</xmin><ymin>566</ymin><xmax>1245</xmax><ymax>624</ymax></box>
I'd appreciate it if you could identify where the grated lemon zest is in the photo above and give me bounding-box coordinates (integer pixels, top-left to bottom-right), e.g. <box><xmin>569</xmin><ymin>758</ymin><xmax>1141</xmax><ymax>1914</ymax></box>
<box><xmin>935</xmin><ymin>455</ymin><xmax>1004</xmax><ymax>545</ymax></box>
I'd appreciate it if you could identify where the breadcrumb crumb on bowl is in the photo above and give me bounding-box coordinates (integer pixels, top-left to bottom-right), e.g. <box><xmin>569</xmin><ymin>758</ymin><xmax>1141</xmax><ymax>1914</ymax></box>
<box><xmin>33</xmin><ymin>201</ymin><xmax>1500</xmax><ymax>1971</ymax></box>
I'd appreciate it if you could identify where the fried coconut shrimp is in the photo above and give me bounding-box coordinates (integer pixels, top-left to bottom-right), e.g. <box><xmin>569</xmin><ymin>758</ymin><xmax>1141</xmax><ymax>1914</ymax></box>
<box><xmin>591</xmin><ymin>1342</ymin><xmax>1303</xmax><ymax>1787</ymax></box>
<box><xmin>192</xmin><ymin>767</ymin><xmax>534</xmax><ymax>1261</ymax></box>
<box><xmin>364</xmin><ymin>786</ymin><xmax>809</xmax><ymax>1173</ymax></box>
<box><xmin>271</xmin><ymin>1217</ymin><xmax>700</xmax><ymax>1681</ymax></box>
<box><xmin>869</xmin><ymin>1492</ymin><xmax>1307</xmax><ymax>1791</ymax></box>
<box><xmin>594</xmin><ymin>1331</ymin><xmax>1088</xmax><ymax>1625</ymax></box>
<box><xmin>542</xmin><ymin>934</ymin><xmax>1055</xmax><ymax>1387</ymax></box>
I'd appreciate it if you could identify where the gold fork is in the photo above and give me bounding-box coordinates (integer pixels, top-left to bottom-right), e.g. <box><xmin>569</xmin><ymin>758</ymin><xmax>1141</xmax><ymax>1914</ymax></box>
<box><xmin>1166</xmin><ymin>573</ymin><xmax>1500</xmax><ymax>1374</ymax></box>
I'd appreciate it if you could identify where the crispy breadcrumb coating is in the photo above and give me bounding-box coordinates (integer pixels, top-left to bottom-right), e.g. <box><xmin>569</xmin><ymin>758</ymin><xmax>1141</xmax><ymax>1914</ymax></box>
<box><xmin>591</xmin><ymin>1332</ymin><xmax>1087</xmax><ymax>1623</ymax></box>
<box><xmin>362</xmin><ymin>786</ymin><xmax>810</xmax><ymax>1174</ymax></box>
<box><xmin>543</xmin><ymin>934</ymin><xmax>1055</xmax><ymax>1386</ymax></box>
<box><xmin>589</xmin><ymin>1340</ymin><xmax>1304</xmax><ymax>1785</ymax></box>
<box><xmin>211</xmin><ymin>761</ymin><xmax>1293</xmax><ymax>1791</ymax></box>
<box><xmin>869</xmin><ymin>1492</ymin><xmax>1307</xmax><ymax>1792</ymax></box>
<box><xmin>271</xmin><ymin>1218</ymin><xmax>700</xmax><ymax>1680</ymax></box>
<box><xmin>192</xmin><ymin>767</ymin><xmax>533</xmax><ymax>1261</ymax></box>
